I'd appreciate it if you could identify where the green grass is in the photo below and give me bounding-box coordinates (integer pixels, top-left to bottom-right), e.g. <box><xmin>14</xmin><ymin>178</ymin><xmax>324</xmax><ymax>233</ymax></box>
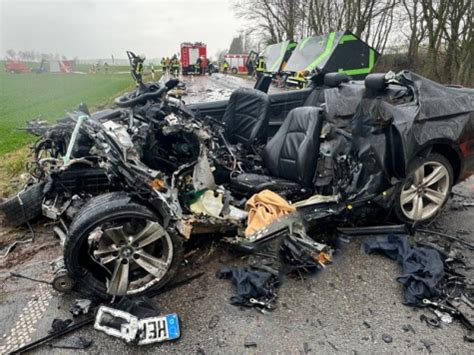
<box><xmin>0</xmin><ymin>70</ymin><xmax>134</xmax><ymax>155</ymax></box>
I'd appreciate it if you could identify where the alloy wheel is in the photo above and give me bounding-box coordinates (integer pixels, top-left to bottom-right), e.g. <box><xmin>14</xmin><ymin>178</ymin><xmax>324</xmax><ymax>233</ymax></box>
<box><xmin>91</xmin><ymin>220</ymin><xmax>173</xmax><ymax>296</ymax></box>
<box><xmin>400</xmin><ymin>161</ymin><xmax>450</xmax><ymax>221</ymax></box>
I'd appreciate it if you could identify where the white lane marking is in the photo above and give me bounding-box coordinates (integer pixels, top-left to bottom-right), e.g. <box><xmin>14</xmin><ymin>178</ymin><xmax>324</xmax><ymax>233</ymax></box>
<box><xmin>0</xmin><ymin>284</ymin><xmax>52</xmax><ymax>353</ymax></box>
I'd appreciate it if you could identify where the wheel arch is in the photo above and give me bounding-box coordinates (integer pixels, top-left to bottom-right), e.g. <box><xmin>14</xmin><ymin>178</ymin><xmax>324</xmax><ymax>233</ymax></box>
<box><xmin>414</xmin><ymin>141</ymin><xmax>462</xmax><ymax>184</ymax></box>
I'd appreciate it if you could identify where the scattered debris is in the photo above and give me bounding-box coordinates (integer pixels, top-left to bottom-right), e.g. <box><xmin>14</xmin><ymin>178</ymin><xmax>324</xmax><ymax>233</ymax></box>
<box><xmin>382</xmin><ymin>334</ymin><xmax>393</xmax><ymax>343</ymax></box>
<box><xmin>208</xmin><ymin>315</ymin><xmax>220</xmax><ymax>329</ymax></box>
<box><xmin>417</xmin><ymin>229</ymin><xmax>474</xmax><ymax>250</ymax></box>
<box><xmin>50</xmin><ymin>318</ymin><xmax>73</xmax><ymax>333</ymax></box>
<box><xmin>216</xmin><ymin>265</ymin><xmax>278</xmax><ymax>309</ymax></box>
<box><xmin>464</xmin><ymin>335</ymin><xmax>474</xmax><ymax>343</ymax></box>
<box><xmin>10</xmin><ymin>271</ymin><xmax>51</xmax><ymax>285</ymax></box>
<box><xmin>420</xmin><ymin>314</ymin><xmax>440</xmax><ymax>328</ymax></box>
<box><xmin>420</xmin><ymin>339</ymin><xmax>435</xmax><ymax>353</ymax></box>
<box><xmin>10</xmin><ymin>317</ymin><xmax>95</xmax><ymax>354</ymax></box>
<box><xmin>244</xmin><ymin>338</ymin><xmax>257</xmax><ymax>348</ymax></box>
<box><xmin>51</xmin><ymin>336</ymin><xmax>92</xmax><ymax>350</ymax></box>
<box><xmin>402</xmin><ymin>324</ymin><xmax>415</xmax><ymax>334</ymax></box>
<box><xmin>70</xmin><ymin>299</ymin><xmax>93</xmax><ymax>316</ymax></box>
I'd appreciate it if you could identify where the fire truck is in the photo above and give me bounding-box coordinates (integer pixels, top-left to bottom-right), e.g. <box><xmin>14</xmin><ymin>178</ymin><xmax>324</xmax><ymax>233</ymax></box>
<box><xmin>224</xmin><ymin>54</ymin><xmax>249</xmax><ymax>74</ymax></box>
<box><xmin>180</xmin><ymin>42</ymin><xmax>207</xmax><ymax>75</ymax></box>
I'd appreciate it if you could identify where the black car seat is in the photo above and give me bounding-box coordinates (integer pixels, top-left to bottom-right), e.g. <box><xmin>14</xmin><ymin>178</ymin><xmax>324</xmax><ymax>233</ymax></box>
<box><xmin>303</xmin><ymin>72</ymin><xmax>350</xmax><ymax>107</ymax></box>
<box><xmin>230</xmin><ymin>106</ymin><xmax>323</xmax><ymax>198</ymax></box>
<box><xmin>222</xmin><ymin>87</ymin><xmax>270</xmax><ymax>148</ymax></box>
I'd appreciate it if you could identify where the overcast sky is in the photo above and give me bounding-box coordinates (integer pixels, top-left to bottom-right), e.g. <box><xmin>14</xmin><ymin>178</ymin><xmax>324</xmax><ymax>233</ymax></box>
<box><xmin>0</xmin><ymin>0</ymin><xmax>245</xmax><ymax>60</ymax></box>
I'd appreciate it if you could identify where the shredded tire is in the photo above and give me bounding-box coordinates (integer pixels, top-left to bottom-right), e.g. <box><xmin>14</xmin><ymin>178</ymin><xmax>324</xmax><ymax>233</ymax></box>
<box><xmin>0</xmin><ymin>182</ymin><xmax>45</xmax><ymax>227</ymax></box>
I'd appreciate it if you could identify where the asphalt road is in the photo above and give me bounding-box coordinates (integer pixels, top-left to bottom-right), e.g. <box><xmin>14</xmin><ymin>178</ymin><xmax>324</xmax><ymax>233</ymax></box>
<box><xmin>0</xmin><ymin>75</ymin><xmax>473</xmax><ymax>354</ymax></box>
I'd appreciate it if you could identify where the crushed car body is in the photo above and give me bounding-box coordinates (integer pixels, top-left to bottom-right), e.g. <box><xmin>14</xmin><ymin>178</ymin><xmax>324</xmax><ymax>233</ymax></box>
<box><xmin>1</xmin><ymin>59</ymin><xmax>474</xmax><ymax>300</ymax></box>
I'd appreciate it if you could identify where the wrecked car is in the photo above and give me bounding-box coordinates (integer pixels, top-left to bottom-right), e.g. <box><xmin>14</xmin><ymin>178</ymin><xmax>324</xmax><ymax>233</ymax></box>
<box><xmin>1</xmin><ymin>68</ymin><xmax>473</xmax><ymax>300</ymax></box>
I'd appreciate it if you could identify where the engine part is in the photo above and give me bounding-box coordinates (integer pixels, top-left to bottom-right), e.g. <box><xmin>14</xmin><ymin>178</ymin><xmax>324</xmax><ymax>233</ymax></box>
<box><xmin>51</xmin><ymin>257</ymin><xmax>75</xmax><ymax>292</ymax></box>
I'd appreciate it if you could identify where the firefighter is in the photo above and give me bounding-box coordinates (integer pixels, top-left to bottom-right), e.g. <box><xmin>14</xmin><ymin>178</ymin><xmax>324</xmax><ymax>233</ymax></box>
<box><xmin>201</xmin><ymin>56</ymin><xmax>208</xmax><ymax>75</ymax></box>
<box><xmin>160</xmin><ymin>57</ymin><xmax>166</xmax><ymax>73</ymax></box>
<box><xmin>131</xmin><ymin>53</ymin><xmax>145</xmax><ymax>85</ymax></box>
<box><xmin>222</xmin><ymin>59</ymin><xmax>229</xmax><ymax>74</ymax></box>
<box><xmin>165</xmin><ymin>57</ymin><xmax>171</xmax><ymax>75</ymax></box>
<box><xmin>256</xmin><ymin>55</ymin><xmax>266</xmax><ymax>79</ymax></box>
<box><xmin>171</xmin><ymin>55</ymin><xmax>180</xmax><ymax>76</ymax></box>
<box><xmin>195</xmin><ymin>56</ymin><xmax>202</xmax><ymax>75</ymax></box>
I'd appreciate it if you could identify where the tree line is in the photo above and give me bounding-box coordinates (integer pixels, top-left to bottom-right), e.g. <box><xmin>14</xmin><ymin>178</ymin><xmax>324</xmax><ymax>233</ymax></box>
<box><xmin>234</xmin><ymin>0</ymin><xmax>473</xmax><ymax>85</ymax></box>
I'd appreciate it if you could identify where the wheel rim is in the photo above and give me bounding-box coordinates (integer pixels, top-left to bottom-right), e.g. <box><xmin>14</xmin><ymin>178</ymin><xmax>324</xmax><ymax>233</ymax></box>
<box><xmin>400</xmin><ymin>161</ymin><xmax>450</xmax><ymax>221</ymax></box>
<box><xmin>90</xmin><ymin>219</ymin><xmax>173</xmax><ymax>296</ymax></box>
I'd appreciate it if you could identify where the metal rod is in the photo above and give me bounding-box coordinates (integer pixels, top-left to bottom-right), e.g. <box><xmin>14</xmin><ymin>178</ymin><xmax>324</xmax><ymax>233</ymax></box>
<box><xmin>337</xmin><ymin>224</ymin><xmax>408</xmax><ymax>236</ymax></box>
<box><xmin>9</xmin><ymin>317</ymin><xmax>94</xmax><ymax>354</ymax></box>
<box><xmin>416</xmin><ymin>228</ymin><xmax>474</xmax><ymax>249</ymax></box>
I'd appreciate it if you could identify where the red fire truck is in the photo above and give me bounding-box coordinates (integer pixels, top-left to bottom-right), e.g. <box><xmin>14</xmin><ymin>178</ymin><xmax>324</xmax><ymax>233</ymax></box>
<box><xmin>4</xmin><ymin>58</ymin><xmax>30</xmax><ymax>74</ymax></box>
<box><xmin>224</xmin><ymin>54</ymin><xmax>249</xmax><ymax>74</ymax></box>
<box><xmin>180</xmin><ymin>42</ymin><xmax>207</xmax><ymax>75</ymax></box>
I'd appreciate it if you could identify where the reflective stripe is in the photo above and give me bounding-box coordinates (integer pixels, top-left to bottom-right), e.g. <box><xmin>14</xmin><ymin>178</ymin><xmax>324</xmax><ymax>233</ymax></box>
<box><xmin>339</xmin><ymin>34</ymin><xmax>357</xmax><ymax>44</ymax></box>
<box><xmin>298</xmin><ymin>37</ymin><xmax>311</xmax><ymax>50</ymax></box>
<box><xmin>338</xmin><ymin>48</ymin><xmax>375</xmax><ymax>76</ymax></box>
<box><xmin>306</xmin><ymin>32</ymin><xmax>335</xmax><ymax>72</ymax></box>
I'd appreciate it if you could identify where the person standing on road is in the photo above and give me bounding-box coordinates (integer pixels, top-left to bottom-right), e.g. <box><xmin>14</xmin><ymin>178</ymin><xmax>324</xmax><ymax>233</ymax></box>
<box><xmin>171</xmin><ymin>55</ymin><xmax>180</xmax><ymax>76</ymax></box>
<box><xmin>256</xmin><ymin>55</ymin><xmax>266</xmax><ymax>79</ymax></box>
<box><xmin>161</xmin><ymin>57</ymin><xmax>166</xmax><ymax>74</ymax></box>
<box><xmin>150</xmin><ymin>64</ymin><xmax>155</xmax><ymax>80</ymax></box>
<box><xmin>195</xmin><ymin>56</ymin><xmax>202</xmax><ymax>75</ymax></box>
<box><xmin>165</xmin><ymin>57</ymin><xmax>171</xmax><ymax>75</ymax></box>
<box><xmin>222</xmin><ymin>59</ymin><xmax>229</xmax><ymax>74</ymax></box>
<box><xmin>201</xmin><ymin>56</ymin><xmax>208</xmax><ymax>75</ymax></box>
<box><xmin>131</xmin><ymin>53</ymin><xmax>145</xmax><ymax>85</ymax></box>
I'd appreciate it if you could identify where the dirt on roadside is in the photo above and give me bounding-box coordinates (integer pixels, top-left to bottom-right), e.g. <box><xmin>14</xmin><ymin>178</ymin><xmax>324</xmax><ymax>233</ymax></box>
<box><xmin>0</xmin><ymin>222</ymin><xmax>61</xmax><ymax>272</ymax></box>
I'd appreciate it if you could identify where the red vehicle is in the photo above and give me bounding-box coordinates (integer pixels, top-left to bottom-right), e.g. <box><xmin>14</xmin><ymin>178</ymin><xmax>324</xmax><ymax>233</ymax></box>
<box><xmin>224</xmin><ymin>54</ymin><xmax>249</xmax><ymax>74</ymax></box>
<box><xmin>180</xmin><ymin>42</ymin><xmax>206</xmax><ymax>75</ymax></box>
<box><xmin>4</xmin><ymin>58</ymin><xmax>30</xmax><ymax>73</ymax></box>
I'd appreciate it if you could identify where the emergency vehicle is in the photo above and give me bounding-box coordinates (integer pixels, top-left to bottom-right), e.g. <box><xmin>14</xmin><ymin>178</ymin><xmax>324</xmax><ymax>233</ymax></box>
<box><xmin>180</xmin><ymin>42</ymin><xmax>207</xmax><ymax>75</ymax></box>
<box><xmin>224</xmin><ymin>54</ymin><xmax>249</xmax><ymax>74</ymax></box>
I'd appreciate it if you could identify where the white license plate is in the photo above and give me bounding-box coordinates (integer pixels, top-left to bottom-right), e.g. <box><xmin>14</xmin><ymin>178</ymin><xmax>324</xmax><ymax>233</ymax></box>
<box><xmin>138</xmin><ymin>314</ymin><xmax>180</xmax><ymax>345</ymax></box>
<box><xmin>94</xmin><ymin>306</ymin><xmax>180</xmax><ymax>345</ymax></box>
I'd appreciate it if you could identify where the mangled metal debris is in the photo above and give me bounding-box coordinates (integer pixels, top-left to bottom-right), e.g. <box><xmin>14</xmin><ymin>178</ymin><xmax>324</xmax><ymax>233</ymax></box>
<box><xmin>1</xmin><ymin>51</ymin><xmax>474</xmax><ymax>346</ymax></box>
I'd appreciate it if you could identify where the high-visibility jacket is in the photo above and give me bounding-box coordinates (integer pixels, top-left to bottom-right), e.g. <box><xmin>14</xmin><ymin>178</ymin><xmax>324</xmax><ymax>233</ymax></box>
<box><xmin>256</xmin><ymin>58</ymin><xmax>265</xmax><ymax>72</ymax></box>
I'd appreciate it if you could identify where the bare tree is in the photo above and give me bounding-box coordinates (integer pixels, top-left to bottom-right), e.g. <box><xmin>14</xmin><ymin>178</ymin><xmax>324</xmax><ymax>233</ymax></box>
<box><xmin>6</xmin><ymin>49</ymin><xmax>16</xmax><ymax>58</ymax></box>
<box><xmin>233</xmin><ymin>0</ymin><xmax>473</xmax><ymax>84</ymax></box>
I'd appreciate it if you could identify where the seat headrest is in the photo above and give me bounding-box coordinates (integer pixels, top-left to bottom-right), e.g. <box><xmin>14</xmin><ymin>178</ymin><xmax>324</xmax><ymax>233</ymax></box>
<box><xmin>365</xmin><ymin>73</ymin><xmax>388</xmax><ymax>91</ymax></box>
<box><xmin>324</xmin><ymin>73</ymin><xmax>350</xmax><ymax>87</ymax></box>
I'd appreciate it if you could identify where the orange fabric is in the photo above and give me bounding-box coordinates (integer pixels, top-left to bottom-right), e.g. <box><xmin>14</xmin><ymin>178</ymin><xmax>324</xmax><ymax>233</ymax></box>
<box><xmin>244</xmin><ymin>189</ymin><xmax>295</xmax><ymax>237</ymax></box>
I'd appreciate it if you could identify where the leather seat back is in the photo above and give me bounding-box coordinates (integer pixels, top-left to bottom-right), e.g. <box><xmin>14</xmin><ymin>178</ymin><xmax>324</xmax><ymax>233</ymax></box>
<box><xmin>263</xmin><ymin>107</ymin><xmax>323</xmax><ymax>186</ymax></box>
<box><xmin>223</xmin><ymin>88</ymin><xmax>270</xmax><ymax>147</ymax></box>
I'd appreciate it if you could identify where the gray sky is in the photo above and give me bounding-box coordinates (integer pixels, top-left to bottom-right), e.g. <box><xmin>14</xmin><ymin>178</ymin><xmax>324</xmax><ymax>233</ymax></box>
<box><xmin>0</xmin><ymin>0</ymin><xmax>245</xmax><ymax>59</ymax></box>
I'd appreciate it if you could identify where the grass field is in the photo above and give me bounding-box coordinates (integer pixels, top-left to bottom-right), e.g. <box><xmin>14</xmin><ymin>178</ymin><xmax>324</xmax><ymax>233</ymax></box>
<box><xmin>0</xmin><ymin>70</ymin><xmax>134</xmax><ymax>156</ymax></box>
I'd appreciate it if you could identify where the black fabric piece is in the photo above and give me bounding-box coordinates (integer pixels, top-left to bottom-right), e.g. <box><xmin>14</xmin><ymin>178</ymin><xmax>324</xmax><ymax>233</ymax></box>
<box><xmin>51</xmin><ymin>336</ymin><xmax>92</xmax><ymax>350</ymax></box>
<box><xmin>113</xmin><ymin>296</ymin><xmax>159</xmax><ymax>318</ymax></box>
<box><xmin>49</xmin><ymin>319</ymin><xmax>73</xmax><ymax>333</ymax></box>
<box><xmin>216</xmin><ymin>266</ymin><xmax>277</xmax><ymax>306</ymax></box>
<box><xmin>222</xmin><ymin>87</ymin><xmax>270</xmax><ymax>148</ymax></box>
<box><xmin>362</xmin><ymin>234</ymin><xmax>444</xmax><ymax>306</ymax></box>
